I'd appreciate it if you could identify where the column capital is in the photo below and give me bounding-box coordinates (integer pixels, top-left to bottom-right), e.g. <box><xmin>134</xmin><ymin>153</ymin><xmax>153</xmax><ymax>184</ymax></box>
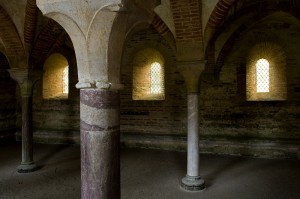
<box><xmin>8</xmin><ymin>68</ymin><xmax>42</xmax><ymax>97</ymax></box>
<box><xmin>177</xmin><ymin>60</ymin><xmax>206</xmax><ymax>93</ymax></box>
<box><xmin>76</xmin><ymin>81</ymin><xmax>124</xmax><ymax>91</ymax></box>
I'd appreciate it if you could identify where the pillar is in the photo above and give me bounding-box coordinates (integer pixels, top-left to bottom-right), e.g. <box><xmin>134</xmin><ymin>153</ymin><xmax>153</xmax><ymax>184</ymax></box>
<box><xmin>8</xmin><ymin>68</ymin><xmax>42</xmax><ymax>173</ymax></box>
<box><xmin>80</xmin><ymin>88</ymin><xmax>120</xmax><ymax>199</ymax></box>
<box><xmin>178</xmin><ymin>61</ymin><xmax>205</xmax><ymax>191</ymax></box>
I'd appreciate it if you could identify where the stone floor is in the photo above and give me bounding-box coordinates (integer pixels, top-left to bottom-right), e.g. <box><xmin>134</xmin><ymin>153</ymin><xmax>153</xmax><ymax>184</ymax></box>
<box><xmin>0</xmin><ymin>142</ymin><xmax>299</xmax><ymax>199</ymax></box>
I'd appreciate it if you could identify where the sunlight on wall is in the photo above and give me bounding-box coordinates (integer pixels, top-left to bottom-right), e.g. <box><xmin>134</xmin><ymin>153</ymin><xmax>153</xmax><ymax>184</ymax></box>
<box><xmin>246</xmin><ymin>42</ymin><xmax>287</xmax><ymax>101</ymax></box>
<box><xmin>43</xmin><ymin>53</ymin><xmax>69</xmax><ymax>99</ymax></box>
<box><xmin>132</xmin><ymin>48</ymin><xmax>165</xmax><ymax>100</ymax></box>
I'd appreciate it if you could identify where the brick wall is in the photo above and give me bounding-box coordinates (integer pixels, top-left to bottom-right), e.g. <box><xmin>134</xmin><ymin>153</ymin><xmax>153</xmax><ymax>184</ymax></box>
<box><xmin>202</xmin><ymin>18</ymin><xmax>300</xmax><ymax>141</ymax></box>
<box><xmin>170</xmin><ymin>0</ymin><xmax>202</xmax><ymax>41</ymax></box>
<box><xmin>121</xmin><ymin>27</ymin><xmax>187</xmax><ymax>136</ymax></box>
<box><xmin>25</xmin><ymin>51</ymin><xmax>80</xmax><ymax>144</ymax></box>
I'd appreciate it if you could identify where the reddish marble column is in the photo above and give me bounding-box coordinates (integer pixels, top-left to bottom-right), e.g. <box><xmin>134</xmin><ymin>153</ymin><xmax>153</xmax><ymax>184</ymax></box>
<box><xmin>8</xmin><ymin>68</ymin><xmax>41</xmax><ymax>173</ymax></box>
<box><xmin>80</xmin><ymin>89</ymin><xmax>120</xmax><ymax>199</ymax></box>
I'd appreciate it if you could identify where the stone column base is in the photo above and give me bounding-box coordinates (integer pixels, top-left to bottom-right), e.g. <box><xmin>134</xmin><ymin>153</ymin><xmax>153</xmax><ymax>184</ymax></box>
<box><xmin>181</xmin><ymin>175</ymin><xmax>205</xmax><ymax>191</ymax></box>
<box><xmin>17</xmin><ymin>162</ymin><xmax>37</xmax><ymax>173</ymax></box>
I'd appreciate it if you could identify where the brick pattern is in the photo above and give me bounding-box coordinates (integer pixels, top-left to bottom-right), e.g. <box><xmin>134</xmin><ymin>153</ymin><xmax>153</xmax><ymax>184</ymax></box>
<box><xmin>121</xmin><ymin>27</ymin><xmax>187</xmax><ymax>136</ymax></box>
<box><xmin>207</xmin><ymin>0</ymin><xmax>235</xmax><ymax>29</ymax></box>
<box><xmin>30</xmin><ymin>19</ymin><xmax>64</xmax><ymax>65</ymax></box>
<box><xmin>170</xmin><ymin>0</ymin><xmax>202</xmax><ymax>41</ymax></box>
<box><xmin>0</xmin><ymin>7</ymin><xmax>24</xmax><ymax>57</ymax></box>
<box><xmin>31</xmin><ymin>49</ymin><xmax>79</xmax><ymax>133</ymax></box>
<box><xmin>24</xmin><ymin>0</ymin><xmax>38</xmax><ymax>44</ymax></box>
<box><xmin>151</xmin><ymin>14</ymin><xmax>170</xmax><ymax>35</ymax></box>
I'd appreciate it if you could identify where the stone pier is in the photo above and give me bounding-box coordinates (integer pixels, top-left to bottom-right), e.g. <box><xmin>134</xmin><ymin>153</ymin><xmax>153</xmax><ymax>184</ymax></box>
<box><xmin>80</xmin><ymin>89</ymin><xmax>120</xmax><ymax>199</ymax></box>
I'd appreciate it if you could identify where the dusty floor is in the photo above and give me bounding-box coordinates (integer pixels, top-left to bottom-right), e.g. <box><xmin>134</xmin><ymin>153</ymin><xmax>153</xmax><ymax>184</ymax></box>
<box><xmin>0</xmin><ymin>142</ymin><xmax>299</xmax><ymax>199</ymax></box>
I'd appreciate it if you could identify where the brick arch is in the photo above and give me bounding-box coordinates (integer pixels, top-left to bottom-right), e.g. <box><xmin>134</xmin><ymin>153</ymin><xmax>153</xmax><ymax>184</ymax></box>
<box><xmin>151</xmin><ymin>14</ymin><xmax>171</xmax><ymax>36</ymax></box>
<box><xmin>204</xmin><ymin>0</ymin><xmax>235</xmax><ymax>51</ymax></box>
<box><xmin>214</xmin><ymin>9</ymin><xmax>300</xmax><ymax>79</ymax></box>
<box><xmin>30</xmin><ymin>19</ymin><xmax>66</xmax><ymax>67</ymax></box>
<box><xmin>169</xmin><ymin>0</ymin><xmax>203</xmax><ymax>42</ymax></box>
<box><xmin>206</xmin><ymin>0</ymin><xmax>235</xmax><ymax>30</ymax></box>
<box><xmin>0</xmin><ymin>6</ymin><xmax>25</xmax><ymax>58</ymax></box>
<box><xmin>24</xmin><ymin>0</ymin><xmax>39</xmax><ymax>45</ymax></box>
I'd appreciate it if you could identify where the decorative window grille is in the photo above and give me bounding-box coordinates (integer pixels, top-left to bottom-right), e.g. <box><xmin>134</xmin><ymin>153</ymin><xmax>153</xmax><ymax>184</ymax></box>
<box><xmin>63</xmin><ymin>66</ymin><xmax>69</xmax><ymax>94</ymax></box>
<box><xmin>256</xmin><ymin>58</ymin><xmax>269</xmax><ymax>93</ymax></box>
<box><xmin>150</xmin><ymin>62</ymin><xmax>162</xmax><ymax>94</ymax></box>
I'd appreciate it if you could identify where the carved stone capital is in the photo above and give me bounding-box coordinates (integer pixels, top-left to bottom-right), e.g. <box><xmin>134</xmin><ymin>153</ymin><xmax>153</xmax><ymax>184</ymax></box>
<box><xmin>177</xmin><ymin>60</ymin><xmax>206</xmax><ymax>93</ymax></box>
<box><xmin>76</xmin><ymin>80</ymin><xmax>124</xmax><ymax>91</ymax></box>
<box><xmin>8</xmin><ymin>68</ymin><xmax>42</xmax><ymax>97</ymax></box>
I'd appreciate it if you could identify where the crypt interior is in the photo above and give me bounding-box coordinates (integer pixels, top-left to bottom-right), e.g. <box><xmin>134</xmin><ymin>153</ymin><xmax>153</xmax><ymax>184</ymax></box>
<box><xmin>0</xmin><ymin>0</ymin><xmax>299</xmax><ymax>198</ymax></box>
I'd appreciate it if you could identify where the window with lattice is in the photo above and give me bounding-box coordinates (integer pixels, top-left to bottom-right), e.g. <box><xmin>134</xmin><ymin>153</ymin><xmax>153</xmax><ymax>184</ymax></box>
<box><xmin>150</xmin><ymin>62</ymin><xmax>163</xmax><ymax>94</ymax></box>
<box><xmin>132</xmin><ymin>48</ymin><xmax>165</xmax><ymax>100</ymax></box>
<box><xmin>246</xmin><ymin>42</ymin><xmax>287</xmax><ymax>101</ymax></box>
<box><xmin>256</xmin><ymin>59</ymin><xmax>269</xmax><ymax>93</ymax></box>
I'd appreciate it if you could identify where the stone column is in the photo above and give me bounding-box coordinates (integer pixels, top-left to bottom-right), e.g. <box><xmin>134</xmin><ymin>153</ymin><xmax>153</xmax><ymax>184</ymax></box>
<box><xmin>8</xmin><ymin>68</ymin><xmax>42</xmax><ymax>173</ymax></box>
<box><xmin>80</xmin><ymin>88</ymin><xmax>120</xmax><ymax>199</ymax></box>
<box><xmin>178</xmin><ymin>61</ymin><xmax>205</xmax><ymax>191</ymax></box>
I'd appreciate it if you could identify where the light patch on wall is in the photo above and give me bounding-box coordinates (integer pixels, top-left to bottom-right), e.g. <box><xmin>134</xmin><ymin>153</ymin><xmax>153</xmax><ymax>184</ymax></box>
<box><xmin>43</xmin><ymin>53</ymin><xmax>69</xmax><ymax>99</ymax></box>
<box><xmin>246</xmin><ymin>42</ymin><xmax>287</xmax><ymax>101</ymax></box>
<box><xmin>132</xmin><ymin>48</ymin><xmax>165</xmax><ymax>100</ymax></box>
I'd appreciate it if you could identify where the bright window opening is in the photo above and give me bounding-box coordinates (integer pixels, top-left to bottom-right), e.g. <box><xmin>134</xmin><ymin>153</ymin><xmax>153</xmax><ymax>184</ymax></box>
<box><xmin>256</xmin><ymin>58</ymin><xmax>269</xmax><ymax>93</ymax></box>
<box><xmin>43</xmin><ymin>53</ymin><xmax>69</xmax><ymax>99</ymax></box>
<box><xmin>150</xmin><ymin>62</ymin><xmax>163</xmax><ymax>94</ymax></box>
<box><xmin>132</xmin><ymin>48</ymin><xmax>165</xmax><ymax>100</ymax></box>
<box><xmin>246</xmin><ymin>42</ymin><xmax>287</xmax><ymax>101</ymax></box>
<box><xmin>63</xmin><ymin>66</ymin><xmax>69</xmax><ymax>94</ymax></box>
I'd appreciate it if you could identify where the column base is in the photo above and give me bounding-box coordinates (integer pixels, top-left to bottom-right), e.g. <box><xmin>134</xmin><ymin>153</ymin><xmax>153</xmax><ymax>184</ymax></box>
<box><xmin>17</xmin><ymin>162</ymin><xmax>38</xmax><ymax>173</ymax></box>
<box><xmin>181</xmin><ymin>175</ymin><xmax>205</xmax><ymax>191</ymax></box>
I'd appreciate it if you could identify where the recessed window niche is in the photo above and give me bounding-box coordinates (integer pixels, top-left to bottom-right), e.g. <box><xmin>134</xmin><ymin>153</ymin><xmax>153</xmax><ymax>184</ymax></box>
<box><xmin>246</xmin><ymin>42</ymin><xmax>287</xmax><ymax>101</ymax></box>
<box><xmin>132</xmin><ymin>48</ymin><xmax>165</xmax><ymax>100</ymax></box>
<box><xmin>43</xmin><ymin>53</ymin><xmax>69</xmax><ymax>99</ymax></box>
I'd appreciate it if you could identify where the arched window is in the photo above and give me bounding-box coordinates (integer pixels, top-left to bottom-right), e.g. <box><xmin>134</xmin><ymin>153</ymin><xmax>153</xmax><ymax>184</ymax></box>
<box><xmin>246</xmin><ymin>42</ymin><xmax>286</xmax><ymax>101</ymax></box>
<box><xmin>43</xmin><ymin>53</ymin><xmax>69</xmax><ymax>99</ymax></box>
<box><xmin>256</xmin><ymin>58</ymin><xmax>269</xmax><ymax>93</ymax></box>
<box><xmin>132</xmin><ymin>48</ymin><xmax>165</xmax><ymax>100</ymax></box>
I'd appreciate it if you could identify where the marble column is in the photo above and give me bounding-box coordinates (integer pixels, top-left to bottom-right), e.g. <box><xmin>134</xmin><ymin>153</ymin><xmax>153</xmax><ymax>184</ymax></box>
<box><xmin>178</xmin><ymin>61</ymin><xmax>205</xmax><ymax>191</ymax></box>
<box><xmin>80</xmin><ymin>89</ymin><xmax>120</xmax><ymax>199</ymax></box>
<box><xmin>8</xmin><ymin>68</ymin><xmax>42</xmax><ymax>173</ymax></box>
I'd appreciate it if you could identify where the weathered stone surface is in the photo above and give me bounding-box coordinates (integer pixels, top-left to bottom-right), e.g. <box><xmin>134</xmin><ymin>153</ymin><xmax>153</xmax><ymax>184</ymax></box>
<box><xmin>80</xmin><ymin>89</ymin><xmax>120</xmax><ymax>199</ymax></box>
